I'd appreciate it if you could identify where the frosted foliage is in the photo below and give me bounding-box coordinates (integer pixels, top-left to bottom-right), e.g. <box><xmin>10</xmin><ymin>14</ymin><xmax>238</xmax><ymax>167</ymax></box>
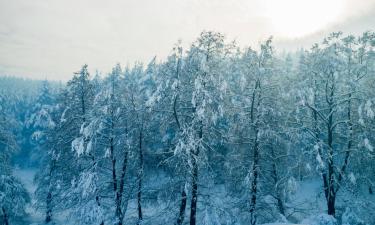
<box><xmin>348</xmin><ymin>173</ymin><xmax>356</xmax><ymax>185</ymax></box>
<box><xmin>104</xmin><ymin>147</ymin><xmax>110</xmax><ymax>158</ymax></box>
<box><xmin>2</xmin><ymin>31</ymin><xmax>375</xmax><ymax>225</ymax></box>
<box><xmin>73</xmin><ymin>120</ymin><xmax>99</xmax><ymax>156</ymax></box>
<box><xmin>301</xmin><ymin>214</ymin><xmax>337</xmax><ymax>225</ymax></box>
<box><xmin>240</xmin><ymin>75</ymin><xmax>246</xmax><ymax>90</ymax></box>
<box><xmin>86</xmin><ymin>140</ymin><xmax>93</xmax><ymax>153</ymax></box>
<box><xmin>316</xmin><ymin>153</ymin><xmax>325</xmax><ymax>170</ymax></box>
<box><xmin>76</xmin><ymin>172</ymin><xmax>98</xmax><ymax>198</ymax></box>
<box><xmin>358</xmin><ymin>118</ymin><xmax>365</xmax><ymax>126</ymax></box>
<box><xmin>307</xmin><ymin>88</ymin><xmax>314</xmax><ymax>104</ymax></box>
<box><xmin>363</xmin><ymin>138</ymin><xmax>373</xmax><ymax>152</ymax></box>
<box><xmin>28</xmin><ymin>106</ymin><xmax>56</xmax><ymax>129</ymax></box>
<box><xmin>341</xmin><ymin>208</ymin><xmax>366</xmax><ymax>225</ymax></box>
<box><xmin>72</xmin><ymin>137</ymin><xmax>85</xmax><ymax>156</ymax></box>
<box><xmin>218</xmin><ymin>104</ymin><xmax>224</xmax><ymax>117</ymax></box>
<box><xmin>220</xmin><ymin>80</ymin><xmax>228</xmax><ymax>93</ymax></box>
<box><xmin>174</xmin><ymin>127</ymin><xmax>198</xmax><ymax>167</ymax></box>
<box><xmin>364</xmin><ymin>100</ymin><xmax>374</xmax><ymax>119</ymax></box>
<box><xmin>243</xmin><ymin>170</ymin><xmax>253</xmax><ymax>186</ymax></box>
<box><xmin>358</xmin><ymin>104</ymin><xmax>364</xmax><ymax>125</ymax></box>
<box><xmin>145</xmin><ymin>84</ymin><xmax>162</xmax><ymax>108</ymax></box>
<box><xmin>73</xmin><ymin>199</ymin><xmax>104</xmax><ymax>225</ymax></box>
<box><xmin>81</xmin><ymin>121</ymin><xmax>96</xmax><ymax>138</ymax></box>
<box><xmin>0</xmin><ymin>175</ymin><xmax>29</xmax><ymax>217</ymax></box>
<box><xmin>306</xmin><ymin>163</ymin><xmax>312</xmax><ymax>172</ymax></box>
<box><xmin>197</xmin><ymin>107</ymin><xmax>206</xmax><ymax>120</ymax></box>
<box><xmin>79</xmin><ymin>123</ymin><xmax>85</xmax><ymax>134</ymax></box>
<box><xmin>203</xmin><ymin>208</ymin><xmax>221</xmax><ymax>225</ymax></box>
<box><xmin>31</xmin><ymin>130</ymin><xmax>43</xmax><ymax>141</ymax></box>
<box><xmin>60</xmin><ymin>107</ymin><xmax>68</xmax><ymax>123</ymax></box>
<box><xmin>286</xmin><ymin>177</ymin><xmax>297</xmax><ymax>195</ymax></box>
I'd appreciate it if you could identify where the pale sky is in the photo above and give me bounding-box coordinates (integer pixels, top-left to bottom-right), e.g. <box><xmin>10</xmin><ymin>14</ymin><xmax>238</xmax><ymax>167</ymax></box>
<box><xmin>0</xmin><ymin>0</ymin><xmax>374</xmax><ymax>80</ymax></box>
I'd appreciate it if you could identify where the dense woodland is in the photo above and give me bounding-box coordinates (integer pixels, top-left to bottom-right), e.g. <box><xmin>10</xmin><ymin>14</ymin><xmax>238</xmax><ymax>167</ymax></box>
<box><xmin>1</xmin><ymin>31</ymin><xmax>375</xmax><ymax>225</ymax></box>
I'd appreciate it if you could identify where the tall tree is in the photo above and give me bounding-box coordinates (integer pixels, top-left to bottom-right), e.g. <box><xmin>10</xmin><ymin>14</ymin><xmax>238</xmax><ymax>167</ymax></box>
<box><xmin>0</xmin><ymin>94</ymin><xmax>30</xmax><ymax>225</ymax></box>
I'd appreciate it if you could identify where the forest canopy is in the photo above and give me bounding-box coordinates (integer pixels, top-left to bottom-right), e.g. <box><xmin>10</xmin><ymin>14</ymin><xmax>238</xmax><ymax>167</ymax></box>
<box><xmin>1</xmin><ymin>30</ymin><xmax>375</xmax><ymax>225</ymax></box>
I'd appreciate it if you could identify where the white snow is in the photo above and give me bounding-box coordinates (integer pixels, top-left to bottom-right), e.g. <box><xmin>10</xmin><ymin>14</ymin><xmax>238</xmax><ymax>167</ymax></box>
<box><xmin>364</xmin><ymin>100</ymin><xmax>374</xmax><ymax>119</ymax></box>
<box><xmin>348</xmin><ymin>172</ymin><xmax>356</xmax><ymax>185</ymax></box>
<box><xmin>72</xmin><ymin>137</ymin><xmax>85</xmax><ymax>155</ymax></box>
<box><xmin>301</xmin><ymin>214</ymin><xmax>336</xmax><ymax>225</ymax></box>
<box><xmin>13</xmin><ymin>168</ymin><xmax>43</xmax><ymax>224</ymax></box>
<box><xmin>363</xmin><ymin>138</ymin><xmax>373</xmax><ymax>152</ymax></box>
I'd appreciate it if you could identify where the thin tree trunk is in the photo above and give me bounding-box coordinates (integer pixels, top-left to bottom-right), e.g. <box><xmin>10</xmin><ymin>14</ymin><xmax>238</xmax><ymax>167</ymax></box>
<box><xmin>176</xmin><ymin>185</ymin><xmax>187</xmax><ymax>225</ymax></box>
<box><xmin>2</xmin><ymin>207</ymin><xmax>9</xmax><ymax>225</ymax></box>
<box><xmin>190</xmin><ymin>122</ymin><xmax>202</xmax><ymax>225</ymax></box>
<box><xmin>335</xmin><ymin>97</ymin><xmax>352</xmax><ymax>194</ymax></box>
<box><xmin>137</xmin><ymin>130</ymin><xmax>144</xmax><ymax>225</ymax></box>
<box><xmin>326</xmin><ymin>79</ymin><xmax>336</xmax><ymax>217</ymax></box>
<box><xmin>190</xmin><ymin>157</ymin><xmax>198</xmax><ymax>225</ymax></box>
<box><xmin>173</xmin><ymin>80</ymin><xmax>188</xmax><ymax>225</ymax></box>
<box><xmin>45</xmin><ymin>158</ymin><xmax>56</xmax><ymax>224</ymax></box>
<box><xmin>311</xmin><ymin>81</ymin><xmax>332</xmax><ymax>217</ymax></box>
<box><xmin>174</xmin><ymin>94</ymin><xmax>187</xmax><ymax>225</ymax></box>
<box><xmin>116</xmin><ymin>148</ymin><xmax>129</xmax><ymax>225</ymax></box>
<box><xmin>45</xmin><ymin>192</ymin><xmax>52</xmax><ymax>223</ymax></box>
<box><xmin>110</xmin><ymin>134</ymin><xmax>121</xmax><ymax>224</ymax></box>
<box><xmin>327</xmin><ymin>194</ymin><xmax>336</xmax><ymax>216</ymax></box>
<box><xmin>173</xmin><ymin>87</ymin><xmax>187</xmax><ymax>225</ymax></box>
<box><xmin>271</xmin><ymin>148</ymin><xmax>285</xmax><ymax>216</ymax></box>
<box><xmin>249</xmin><ymin>129</ymin><xmax>259</xmax><ymax>225</ymax></box>
<box><xmin>95</xmin><ymin>196</ymin><xmax>104</xmax><ymax>225</ymax></box>
<box><xmin>326</xmin><ymin>122</ymin><xmax>336</xmax><ymax>217</ymax></box>
<box><xmin>249</xmin><ymin>79</ymin><xmax>261</xmax><ymax>225</ymax></box>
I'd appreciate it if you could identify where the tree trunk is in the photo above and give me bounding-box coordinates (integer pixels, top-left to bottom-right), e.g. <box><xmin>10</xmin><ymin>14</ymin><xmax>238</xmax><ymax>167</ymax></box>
<box><xmin>271</xmin><ymin>149</ymin><xmax>285</xmax><ymax>216</ymax></box>
<box><xmin>190</xmin><ymin>157</ymin><xmax>198</xmax><ymax>225</ymax></box>
<box><xmin>173</xmin><ymin>81</ymin><xmax>186</xmax><ymax>225</ymax></box>
<box><xmin>327</xmin><ymin>195</ymin><xmax>336</xmax><ymax>216</ymax></box>
<box><xmin>173</xmin><ymin>78</ymin><xmax>187</xmax><ymax>225</ymax></box>
<box><xmin>335</xmin><ymin>97</ymin><xmax>352</xmax><ymax>194</ymax></box>
<box><xmin>45</xmin><ymin>158</ymin><xmax>56</xmax><ymax>224</ymax></box>
<box><xmin>326</xmin><ymin>80</ymin><xmax>336</xmax><ymax>217</ymax></box>
<box><xmin>110</xmin><ymin>133</ymin><xmax>121</xmax><ymax>225</ymax></box>
<box><xmin>276</xmin><ymin>196</ymin><xmax>285</xmax><ymax>216</ymax></box>
<box><xmin>190</xmin><ymin>122</ymin><xmax>202</xmax><ymax>225</ymax></box>
<box><xmin>176</xmin><ymin>185</ymin><xmax>187</xmax><ymax>225</ymax></box>
<box><xmin>45</xmin><ymin>192</ymin><xmax>52</xmax><ymax>223</ymax></box>
<box><xmin>249</xmin><ymin>79</ymin><xmax>261</xmax><ymax>225</ymax></box>
<box><xmin>116</xmin><ymin>149</ymin><xmax>129</xmax><ymax>225</ymax></box>
<box><xmin>249</xmin><ymin>135</ymin><xmax>259</xmax><ymax>225</ymax></box>
<box><xmin>137</xmin><ymin>130</ymin><xmax>144</xmax><ymax>225</ymax></box>
<box><xmin>95</xmin><ymin>196</ymin><xmax>104</xmax><ymax>225</ymax></box>
<box><xmin>2</xmin><ymin>207</ymin><xmax>9</xmax><ymax>225</ymax></box>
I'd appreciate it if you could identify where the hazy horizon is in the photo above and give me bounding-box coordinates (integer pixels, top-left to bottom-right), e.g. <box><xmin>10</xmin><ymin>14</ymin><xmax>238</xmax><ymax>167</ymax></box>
<box><xmin>1</xmin><ymin>0</ymin><xmax>374</xmax><ymax>81</ymax></box>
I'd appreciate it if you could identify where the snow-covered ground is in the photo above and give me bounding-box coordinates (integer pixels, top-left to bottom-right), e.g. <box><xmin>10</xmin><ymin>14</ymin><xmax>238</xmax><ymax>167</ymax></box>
<box><xmin>261</xmin><ymin>224</ymin><xmax>305</xmax><ymax>225</ymax></box>
<box><xmin>13</xmin><ymin>168</ymin><xmax>75</xmax><ymax>225</ymax></box>
<box><xmin>11</xmin><ymin>168</ymin><xmax>373</xmax><ymax>225</ymax></box>
<box><xmin>13</xmin><ymin>168</ymin><xmax>43</xmax><ymax>225</ymax></box>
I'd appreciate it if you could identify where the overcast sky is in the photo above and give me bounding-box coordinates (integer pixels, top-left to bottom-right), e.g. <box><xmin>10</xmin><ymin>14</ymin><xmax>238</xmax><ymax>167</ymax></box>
<box><xmin>0</xmin><ymin>0</ymin><xmax>374</xmax><ymax>81</ymax></box>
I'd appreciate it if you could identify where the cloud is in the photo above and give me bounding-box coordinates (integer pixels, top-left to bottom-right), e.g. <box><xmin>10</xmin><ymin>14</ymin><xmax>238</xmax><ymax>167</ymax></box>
<box><xmin>0</xmin><ymin>0</ymin><xmax>374</xmax><ymax>80</ymax></box>
<box><xmin>275</xmin><ymin>3</ymin><xmax>375</xmax><ymax>51</ymax></box>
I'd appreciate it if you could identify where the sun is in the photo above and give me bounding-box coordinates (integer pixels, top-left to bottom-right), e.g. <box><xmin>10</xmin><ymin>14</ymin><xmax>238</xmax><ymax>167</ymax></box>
<box><xmin>263</xmin><ymin>0</ymin><xmax>345</xmax><ymax>38</ymax></box>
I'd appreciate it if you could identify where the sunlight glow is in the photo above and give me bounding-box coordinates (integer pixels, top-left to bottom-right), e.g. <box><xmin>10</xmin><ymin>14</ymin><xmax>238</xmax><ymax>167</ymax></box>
<box><xmin>263</xmin><ymin>0</ymin><xmax>345</xmax><ymax>38</ymax></box>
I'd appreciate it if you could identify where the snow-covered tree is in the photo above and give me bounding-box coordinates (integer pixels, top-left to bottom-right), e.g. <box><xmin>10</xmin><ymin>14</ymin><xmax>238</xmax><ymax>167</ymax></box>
<box><xmin>296</xmin><ymin>32</ymin><xmax>375</xmax><ymax>217</ymax></box>
<box><xmin>0</xmin><ymin>94</ymin><xmax>30</xmax><ymax>225</ymax></box>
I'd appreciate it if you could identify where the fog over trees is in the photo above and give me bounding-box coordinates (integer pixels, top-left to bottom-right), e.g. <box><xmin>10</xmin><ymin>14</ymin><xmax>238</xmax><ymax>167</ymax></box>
<box><xmin>1</xmin><ymin>31</ymin><xmax>375</xmax><ymax>225</ymax></box>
